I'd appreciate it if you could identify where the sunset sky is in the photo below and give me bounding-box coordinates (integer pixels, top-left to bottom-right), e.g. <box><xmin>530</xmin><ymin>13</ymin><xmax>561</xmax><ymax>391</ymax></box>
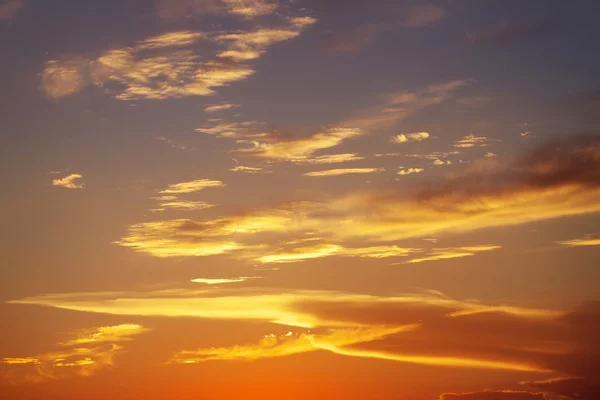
<box><xmin>1</xmin><ymin>1</ymin><xmax>600</xmax><ymax>399</ymax></box>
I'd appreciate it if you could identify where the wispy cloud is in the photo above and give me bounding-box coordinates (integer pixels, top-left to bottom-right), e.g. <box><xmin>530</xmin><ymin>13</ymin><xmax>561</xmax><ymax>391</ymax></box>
<box><xmin>159</xmin><ymin>200</ymin><xmax>215</xmax><ymax>211</ymax></box>
<box><xmin>325</xmin><ymin>22</ymin><xmax>390</xmax><ymax>54</ymax></box>
<box><xmin>159</xmin><ymin>179</ymin><xmax>225</xmax><ymax>194</ymax></box>
<box><xmin>204</xmin><ymin>103</ymin><xmax>240</xmax><ymax>113</ymax></box>
<box><xmin>52</xmin><ymin>173</ymin><xmax>84</xmax><ymax>189</ymax></box>
<box><xmin>11</xmin><ymin>287</ymin><xmax>578</xmax><ymax>374</ymax></box>
<box><xmin>304</xmin><ymin>168</ymin><xmax>384</xmax><ymax>177</ymax></box>
<box><xmin>0</xmin><ymin>0</ymin><xmax>25</xmax><ymax>20</ymax></box>
<box><xmin>41</xmin><ymin>12</ymin><xmax>316</xmax><ymax>100</ymax></box>
<box><xmin>1</xmin><ymin>324</ymin><xmax>148</xmax><ymax>382</ymax></box>
<box><xmin>191</xmin><ymin>277</ymin><xmax>260</xmax><ymax>285</ymax></box>
<box><xmin>402</xmin><ymin>4</ymin><xmax>446</xmax><ymax>28</ymax></box>
<box><xmin>238</xmin><ymin>127</ymin><xmax>363</xmax><ymax>162</ymax></box>
<box><xmin>556</xmin><ymin>235</ymin><xmax>600</xmax><ymax>247</ymax></box>
<box><xmin>342</xmin><ymin>80</ymin><xmax>466</xmax><ymax>132</ymax></box>
<box><xmin>230</xmin><ymin>165</ymin><xmax>264</xmax><ymax>173</ymax></box>
<box><xmin>405</xmin><ymin>245</ymin><xmax>501</xmax><ymax>264</ymax></box>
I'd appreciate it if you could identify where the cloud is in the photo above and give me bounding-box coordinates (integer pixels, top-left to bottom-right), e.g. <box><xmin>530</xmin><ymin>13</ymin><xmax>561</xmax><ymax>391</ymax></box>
<box><xmin>402</xmin><ymin>4</ymin><xmax>446</xmax><ymax>28</ymax></box>
<box><xmin>136</xmin><ymin>31</ymin><xmax>205</xmax><ymax>49</ymax></box>
<box><xmin>204</xmin><ymin>103</ymin><xmax>240</xmax><ymax>113</ymax></box>
<box><xmin>157</xmin><ymin>136</ymin><xmax>190</xmax><ymax>151</ymax></box>
<box><xmin>467</xmin><ymin>18</ymin><xmax>559</xmax><ymax>48</ymax></box>
<box><xmin>406</xmin><ymin>151</ymin><xmax>460</xmax><ymax>161</ymax></box>
<box><xmin>398</xmin><ymin>168</ymin><xmax>424</xmax><ymax>176</ymax></box>
<box><xmin>216</xmin><ymin>20</ymin><xmax>317</xmax><ymax>61</ymax></box>
<box><xmin>342</xmin><ymin>80</ymin><xmax>466</xmax><ymax>132</ymax></box>
<box><xmin>158</xmin><ymin>200</ymin><xmax>215</xmax><ymax>211</ymax></box>
<box><xmin>325</xmin><ymin>22</ymin><xmax>390</xmax><ymax>54</ymax></box>
<box><xmin>238</xmin><ymin>127</ymin><xmax>363</xmax><ymax>162</ymax></box>
<box><xmin>404</xmin><ymin>245</ymin><xmax>501</xmax><ymax>264</ymax></box>
<box><xmin>159</xmin><ymin>179</ymin><xmax>225</xmax><ymax>194</ymax></box>
<box><xmin>453</xmin><ymin>134</ymin><xmax>492</xmax><ymax>148</ymax></box>
<box><xmin>155</xmin><ymin>0</ymin><xmax>278</xmax><ymax>20</ymax></box>
<box><xmin>170</xmin><ymin>325</ymin><xmax>413</xmax><ymax>363</ymax></box>
<box><xmin>41</xmin><ymin>13</ymin><xmax>316</xmax><ymax>100</ymax></box>
<box><xmin>40</xmin><ymin>59</ymin><xmax>89</xmax><ymax>100</ymax></box>
<box><xmin>485</xmin><ymin>152</ymin><xmax>497</xmax><ymax>158</ymax></box>
<box><xmin>230</xmin><ymin>165</ymin><xmax>264</xmax><ymax>173</ymax></box>
<box><xmin>1</xmin><ymin>324</ymin><xmax>147</xmax><ymax>382</ymax></box>
<box><xmin>433</xmin><ymin>159</ymin><xmax>452</xmax><ymax>166</ymax></box>
<box><xmin>191</xmin><ymin>277</ymin><xmax>260</xmax><ymax>285</ymax></box>
<box><xmin>52</xmin><ymin>173</ymin><xmax>84</xmax><ymax>189</ymax></box>
<box><xmin>521</xmin><ymin>376</ymin><xmax>599</xmax><ymax>400</ymax></box>
<box><xmin>438</xmin><ymin>390</ymin><xmax>550</xmax><ymax>400</ymax></box>
<box><xmin>556</xmin><ymin>235</ymin><xmax>600</xmax><ymax>247</ymax></box>
<box><xmin>11</xmin><ymin>288</ymin><xmax>578</xmax><ymax>374</ymax></box>
<box><xmin>256</xmin><ymin>243</ymin><xmax>420</xmax><ymax>264</ymax></box>
<box><xmin>0</xmin><ymin>0</ymin><xmax>25</xmax><ymax>20</ymax></box>
<box><xmin>294</xmin><ymin>153</ymin><xmax>365</xmax><ymax>164</ymax></box>
<box><xmin>114</xmin><ymin>135</ymin><xmax>600</xmax><ymax>260</ymax></box>
<box><xmin>391</xmin><ymin>131</ymin><xmax>431</xmax><ymax>144</ymax></box>
<box><xmin>303</xmin><ymin>168</ymin><xmax>384</xmax><ymax>177</ymax></box>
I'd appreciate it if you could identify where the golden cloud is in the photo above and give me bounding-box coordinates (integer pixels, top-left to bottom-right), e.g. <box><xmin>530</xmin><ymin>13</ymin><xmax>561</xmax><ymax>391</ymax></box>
<box><xmin>52</xmin><ymin>173</ymin><xmax>84</xmax><ymax>189</ymax></box>
<box><xmin>304</xmin><ymin>168</ymin><xmax>384</xmax><ymax>177</ymax></box>
<box><xmin>404</xmin><ymin>245</ymin><xmax>501</xmax><ymax>264</ymax></box>
<box><xmin>11</xmin><ymin>288</ymin><xmax>575</xmax><ymax>374</ymax></box>
<box><xmin>391</xmin><ymin>132</ymin><xmax>430</xmax><ymax>144</ymax></box>
<box><xmin>1</xmin><ymin>324</ymin><xmax>148</xmax><ymax>382</ymax></box>
<box><xmin>238</xmin><ymin>127</ymin><xmax>362</xmax><ymax>161</ymax></box>
<box><xmin>159</xmin><ymin>179</ymin><xmax>225</xmax><ymax>194</ymax></box>
<box><xmin>41</xmin><ymin>12</ymin><xmax>315</xmax><ymax>100</ymax></box>
<box><xmin>204</xmin><ymin>103</ymin><xmax>240</xmax><ymax>113</ymax></box>
<box><xmin>398</xmin><ymin>167</ymin><xmax>424</xmax><ymax>176</ymax></box>
<box><xmin>556</xmin><ymin>235</ymin><xmax>600</xmax><ymax>247</ymax></box>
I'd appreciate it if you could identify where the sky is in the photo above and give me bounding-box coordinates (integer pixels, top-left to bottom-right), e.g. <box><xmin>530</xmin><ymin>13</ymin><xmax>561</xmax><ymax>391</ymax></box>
<box><xmin>1</xmin><ymin>0</ymin><xmax>600</xmax><ymax>399</ymax></box>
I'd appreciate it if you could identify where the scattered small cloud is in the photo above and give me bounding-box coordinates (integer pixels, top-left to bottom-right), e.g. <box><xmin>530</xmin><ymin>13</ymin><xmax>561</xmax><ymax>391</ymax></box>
<box><xmin>52</xmin><ymin>173</ymin><xmax>84</xmax><ymax>189</ymax></box>
<box><xmin>397</xmin><ymin>167</ymin><xmax>424</xmax><ymax>176</ymax></box>
<box><xmin>391</xmin><ymin>132</ymin><xmax>430</xmax><ymax>144</ymax></box>
<box><xmin>453</xmin><ymin>134</ymin><xmax>492</xmax><ymax>148</ymax></box>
